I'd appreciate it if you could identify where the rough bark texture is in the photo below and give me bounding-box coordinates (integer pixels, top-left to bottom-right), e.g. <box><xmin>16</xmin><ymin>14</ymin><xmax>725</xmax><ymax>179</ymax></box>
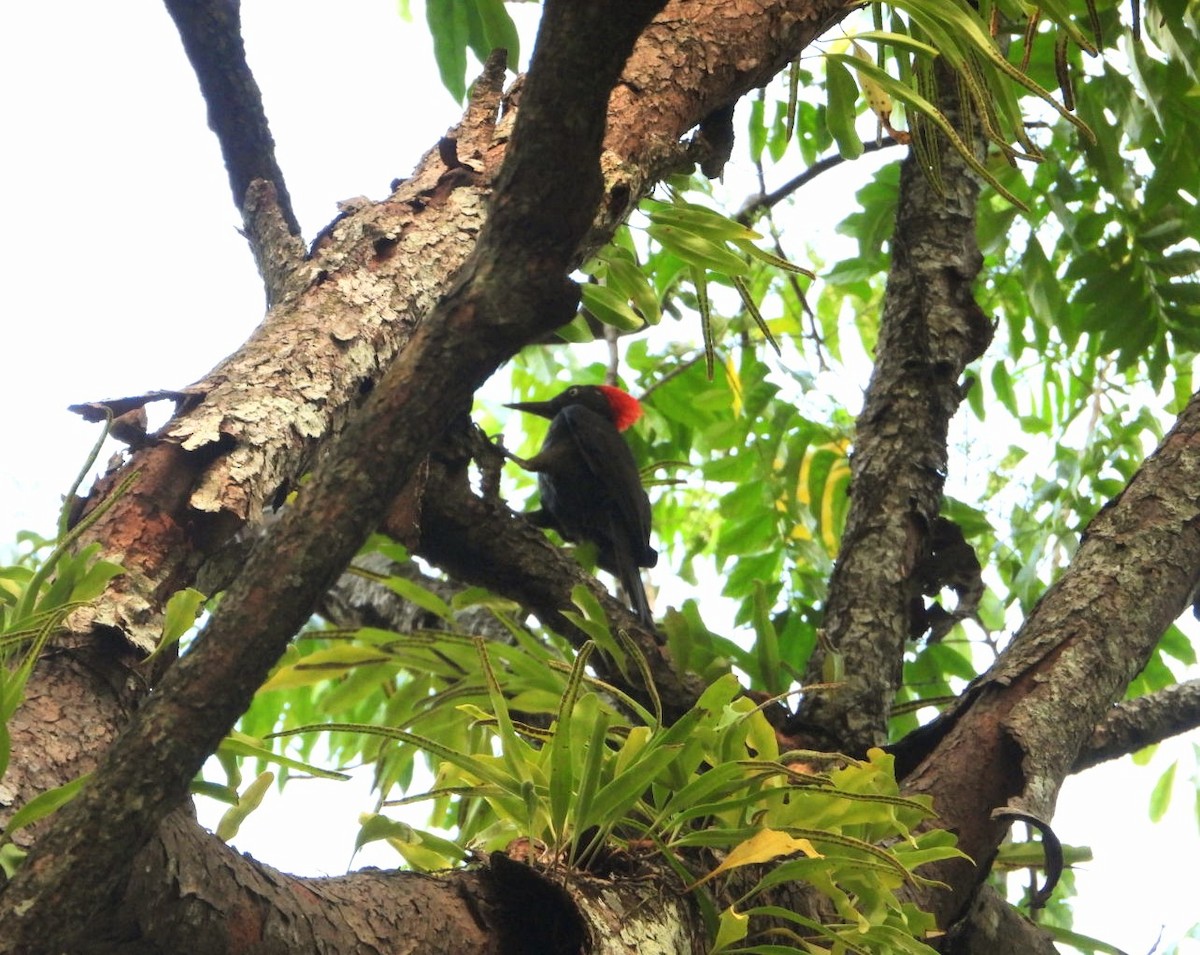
<box><xmin>1073</xmin><ymin>678</ymin><xmax>1200</xmax><ymax>772</ymax></box>
<box><xmin>4</xmin><ymin>0</ymin><xmax>1200</xmax><ymax>951</ymax></box>
<box><xmin>112</xmin><ymin>810</ymin><xmax>494</xmax><ymax>955</ymax></box>
<box><xmin>898</xmin><ymin>387</ymin><xmax>1200</xmax><ymax>929</ymax></box>
<box><xmin>797</xmin><ymin>69</ymin><xmax>993</xmax><ymax>751</ymax></box>
<box><xmin>0</xmin><ymin>0</ymin><xmax>674</xmax><ymax>945</ymax></box>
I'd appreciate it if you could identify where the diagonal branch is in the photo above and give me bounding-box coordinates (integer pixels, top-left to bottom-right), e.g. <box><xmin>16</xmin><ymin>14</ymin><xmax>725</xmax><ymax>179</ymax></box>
<box><xmin>0</xmin><ymin>1</ymin><xmax>668</xmax><ymax>945</ymax></box>
<box><xmin>381</xmin><ymin>425</ymin><xmax>707</xmax><ymax>722</ymax></box>
<box><xmin>737</xmin><ymin>137</ymin><xmax>903</xmax><ymax>223</ymax></box>
<box><xmin>1072</xmin><ymin>678</ymin><xmax>1200</xmax><ymax>772</ymax></box>
<box><xmin>162</xmin><ymin>0</ymin><xmax>300</xmax><ymax>237</ymax></box>
<box><xmin>66</xmin><ymin>0</ymin><xmax>855</xmax><ymax>664</ymax></box>
<box><xmin>902</xmin><ymin>387</ymin><xmax>1200</xmax><ymax>928</ymax></box>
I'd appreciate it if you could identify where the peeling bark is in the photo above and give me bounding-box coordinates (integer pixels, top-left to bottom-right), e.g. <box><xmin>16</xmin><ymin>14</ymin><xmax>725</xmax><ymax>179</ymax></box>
<box><xmin>900</xmin><ymin>387</ymin><xmax>1200</xmax><ymax>928</ymax></box>
<box><xmin>798</xmin><ymin>66</ymin><xmax>993</xmax><ymax>751</ymax></box>
<box><xmin>5</xmin><ymin>0</ymin><xmax>1198</xmax><ymax>951</ymax></box>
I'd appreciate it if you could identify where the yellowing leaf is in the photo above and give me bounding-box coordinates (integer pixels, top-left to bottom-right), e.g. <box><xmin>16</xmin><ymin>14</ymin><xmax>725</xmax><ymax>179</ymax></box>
<box><xmin>853</xmin><ymin>41</ymin><xmax>893</xmax><ymax>123</ymax></box>
<box><xmin>724</xmin><ymin>355</ymin><xmax>744</xmax><ymax>417</ymax></box>
<box><xmin>688</xmin><ymin>827</ymin><xmax>822</xmax><ymax>888</ymax></box>
<box><xmin>259</xmin><ymin>645</ymin><xmax>394</xmax><ymax>692</ymax></box>
<box><xmin>712</xmin><ymin>906</ymin><xmax>750</xmax><ymax>952</ymax></box>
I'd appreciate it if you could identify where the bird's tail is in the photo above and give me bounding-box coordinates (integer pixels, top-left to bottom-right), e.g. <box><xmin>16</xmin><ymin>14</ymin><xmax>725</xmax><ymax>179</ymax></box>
<box><xmin>620</xmin><ymin>561</ymin><xmax>654</xmax><ymax>626</ymax></box>
<box><xmin>607</xmin><ymin>530</ymin><xmax>654</xmax><ymax>626</ymax></box>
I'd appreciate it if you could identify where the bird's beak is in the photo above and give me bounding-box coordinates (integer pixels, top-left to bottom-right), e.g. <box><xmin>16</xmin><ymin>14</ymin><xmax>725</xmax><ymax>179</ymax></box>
<box><xmin>504</xmin><ymin>400</ymin><xmax>556</xmax><ymax>420</ymax></box>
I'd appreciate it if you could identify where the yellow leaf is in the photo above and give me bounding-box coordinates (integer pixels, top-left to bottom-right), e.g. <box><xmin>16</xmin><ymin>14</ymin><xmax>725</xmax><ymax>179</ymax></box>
<box><xmin>819</xmin><ymin>456</ymin><xmax>851</xmax><ymax>554</ymax></box>
<box><xmin>259</xmin><ymin>645</ymin><xmax>393</xmax><ymax>692</ymax></box>
<box><xmin>712</xmin><ymin>906</ymin><xmax>750</xmax><ymax>952</ymax></box>
<box><xmin>852</xmin><ymin>41</ymin><xmax>893</xmax><ymax>122</ymax></box>
<box><xmin>724</xmin><ymin>355</ymin><xmax>744</xmax><ymax>417</ymax></box>
<box><xmin>789</xmin><ymin>523</ymin><xmax>813</xmax><ymax>541</ymax></box>
<box><xmin>688</xmin><ymin>828</ymin><xmax>822</xmax><ymax>889</ymax></box>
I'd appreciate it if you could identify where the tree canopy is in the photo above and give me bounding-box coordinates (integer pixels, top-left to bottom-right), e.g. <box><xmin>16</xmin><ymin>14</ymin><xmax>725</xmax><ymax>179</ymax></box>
<box><xmin>2</xmin><ymin>0</ymin><xmax>1198</xmax><ymax>953</ymax></box>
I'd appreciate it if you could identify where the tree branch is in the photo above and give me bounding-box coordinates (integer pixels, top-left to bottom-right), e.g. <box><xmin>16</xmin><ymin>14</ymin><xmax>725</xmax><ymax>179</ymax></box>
<box><xmin>737</xmin><ymin>137</ymin><xmax>903</xmax><ymax>223</ymax></box>
<box><xmin>161</xmin><ymin>0</ymin><xmax>306</xmax><ymax>304</ymax></box>
<box><xmin>382</xmin><ymin>424</ymin><xmax>706</xmax><ymax>722</ymax></box>
<box><xmin>1072</xmin><ymin>677</ymin><xmax>1200</xmax><ymax>772</ymax></box>
<box><xmin>797</xmin><ymin>65</ymin><xmax>993</xmax><ymax>751</ymax></box>
<box><xmin>0</xmin><ymin>1</ymin><xmax>668</xmax><ymax>944</ymax></box>
<box><xmin>902</xmin><ymin>387</ymin><xmax>1200</xmax><ymax>927</ymax></box>
<box><xmin>0</xmin><ymin>1</ymin><xmax>865</xmax><ymax>947</ymax></box>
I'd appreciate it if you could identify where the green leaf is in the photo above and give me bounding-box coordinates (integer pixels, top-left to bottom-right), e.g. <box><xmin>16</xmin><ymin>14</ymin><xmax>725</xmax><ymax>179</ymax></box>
<box><xmin>825</xmin><ymin>55</ymin><xmax>864</xmax><ymax>159</ymax></box>
<box><xmin>274</xmin><ymin>721</ymin><xmax>520</xmax><ymax>793</ymax></box>
<box><xmin>162</xmin><ymin>587</ymin><xmax>207</xmax><ymax>645</ymax></box>
<box><xmin>0</xmin><ymin>772</ymin><xmax>90</xmax><ymax>844</ymax></box>
<box><xmin>828</xmin><ymin>52</ymin><xmax>1029</xmax><ymax>209</ymax></box>
<box><xmin>357</xmin><ymin>813</ymin><xmax>469</xmax><ymax>869</ymax></box>
<box><xmin>381</xmin><ymin>574</ymin><xmax>454</xmax><ymax>621</ymax></box>
<box><xmin>594</xmin><ymin>247</ymin><xmax>661</xmax><ymax>325</ymax></box>
<box><xmin>1148</xmin><ymin>761</ymin><xmax>1176</xmax><ymax>822</ymax></box>
<box><xmin>751</xmin><ymin>581</ymin><xmax>783</xmax><ymax>694</ymax></box>
<box><xmin>567</xmin><ymin>584</ymin><xmax>627</xmax><ymax>669</ymax></box>
<box><xmin>258</xmin><ymin>644</ymin><xmax>395</xmax><ymax>692</ymax></box>
<box><xmin>580</xmin><ymin>282</ymin><xmax>645</xmax><ymax>331</ymax></box>
<box><xmin>426</xmin><ymin>0</ymin><xmax>470</xmax><ymax>102</ymax></box>
<box><xmin>645</xmin><ymin>201</ymin><xmax>762</xmax><ymax>243</ymax></box>
<box><xmin>473</xmin><ymin>0</ymin><xmax>519</xmax><ymax>66</ymax></box>
<box><xmin>219</xmin><ymin>732</ymin><xmax>351</xmax><ymax>780</ymax></box>
<box><xmin>548</xmin><ymin>644</ymin><xmax>594</xmax><ymax>843</ymax></box>
<box><xmin>475</xmin><ymin>637</ymin><xmax>534</xmax><ymax>787</ymax></box>
<box><xmin>1039</xmin><ymin>924</ymin><xmax>1136</xmax><ymax>955</ymax></box>
<box><xmin>647</xmin><ymin>224</ymin><xmax>750</xmax><ymax>276</ymax></box>
<box><xmin>143</xmin><ymin>587</ymin><xmax>208</xmax><ymax>666</ymax></box>
<box><xmin>851</xmin><ymin>29</ymin><xmax>941</xmax><ymax>57</ymax></box>
<box><xmin>569</xmin><ymin>695</ymin><xmax>612</xmax><ymax>844</ymax></box>
<box><xmin>215</xmin><ymin>770</ymin><xmax>274</xmax><ymax>842</ymax></box>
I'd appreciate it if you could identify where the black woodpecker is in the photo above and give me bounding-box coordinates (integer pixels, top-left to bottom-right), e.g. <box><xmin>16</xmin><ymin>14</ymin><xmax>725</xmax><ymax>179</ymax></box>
<box><xmin>506</xmin><ymin>385</ymin><xmax>658</xmax><ymax>625</ymax></box>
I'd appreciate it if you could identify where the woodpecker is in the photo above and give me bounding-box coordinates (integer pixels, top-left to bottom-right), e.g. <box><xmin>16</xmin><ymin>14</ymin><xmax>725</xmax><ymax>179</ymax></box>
<box><xmin>506</xmin><ymin>385</ymin><xmax>658</xmax><ymax>625</ymax></box>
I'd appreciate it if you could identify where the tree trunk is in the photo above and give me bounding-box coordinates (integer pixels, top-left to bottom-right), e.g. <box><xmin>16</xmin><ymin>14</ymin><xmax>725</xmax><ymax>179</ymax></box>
<box><xmin>3</xmin><ymin>0</ymin><xmax>1198</xmax><ymax>952</ymax></box>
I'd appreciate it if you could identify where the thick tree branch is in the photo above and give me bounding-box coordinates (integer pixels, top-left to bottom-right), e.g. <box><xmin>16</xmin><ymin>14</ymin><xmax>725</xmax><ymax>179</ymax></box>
<box><xmin>1072</xmin><ymin>677</ymin><xmax>1200</xmax><ymax>772</ymax></box>
<box><xmin>797</xmin><ymin>67</ymin><xmax>993</xmax><ymax>751</ymax></box>
<box><xmin>0</xmin><ymin>2</ymin><xmax>667</xmax><ymax>945</ymax></box>
<box><xmin>938</xmin><ymin>885</ymin><xmax>1059</xmax><ymax>955</ymax></box>
<box><xmin>902</xmin><ymin>387</ymin><xmax>1200</xmax><ymax>928</ymax></box>
<box><xmin>162</xmin><ymin>0</ymin><xmax>307</xmax><ymax>305</ymax></box>
<box><xmin>1</xmin><ymin>2</ymin><xmax>871</xmax><ymax>949</ymax></box>
<box><xmin>113</xmin><ymin>809</ymin><xmax>494</xmax><ymax>955</ymax></box>
<box><xmin>66</xmin><ymin>0</ymin><xmax>854</xmax><ymax>664</ymax></box>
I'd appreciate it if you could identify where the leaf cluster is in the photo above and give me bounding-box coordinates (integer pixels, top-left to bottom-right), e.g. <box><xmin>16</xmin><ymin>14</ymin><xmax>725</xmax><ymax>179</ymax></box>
<box><xmin>253</xmin><ymin>581</ymin><xmax>961</xmax><ymax>953</ymax></box>
<box><xmin>0</xmin><ymin>422</ymin><xmax>127</xmax><ymax>877</ymax></box>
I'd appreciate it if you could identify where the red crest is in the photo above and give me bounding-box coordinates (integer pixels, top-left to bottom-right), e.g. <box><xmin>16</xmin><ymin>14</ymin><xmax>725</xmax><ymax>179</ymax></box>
<box><xmin>597</xmin><ymin>385</ymin><xmax>643</xmax><ymax>432</ymax></box>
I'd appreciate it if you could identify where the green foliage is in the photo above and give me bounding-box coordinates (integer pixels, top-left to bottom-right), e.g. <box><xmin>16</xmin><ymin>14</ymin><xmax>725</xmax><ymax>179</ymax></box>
<box><xmin>264</xmin><ymin>621</ymin><xmax>961</xmax><ymax>953</ymax></box>
<box><xmin>190</xmin><ymin>1</ymin><xmax>1200</xmax><ymax>944</ymax></box>
<box><xmin>7</xmin><ymin>0</ymin><xmax>1192</xmax><ymax>946</ymax></box>
<box><xmin>0</xmin><ymin>420</ymin><xmax>128</xmax><ymax>859</ymax></box>
<box><xmin>423</xmin><ymin>0</ymin><xmax>519</xmax><ymax>102</ymax></box>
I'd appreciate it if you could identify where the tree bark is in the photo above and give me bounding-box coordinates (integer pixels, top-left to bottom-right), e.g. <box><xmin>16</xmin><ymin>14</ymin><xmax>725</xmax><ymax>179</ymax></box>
<box><xmin>0</xmin><ymin>1</ymin><xmax>852</xmax><ymax>950</ymax></box>
<box><xmin>4</xmin><ymin>0</ymin><xmax>1199</xmax><ymax>952</ymax></box>
<box><xmin>798</xmin><ymin>62</ymin><xmax>993</xmax><ymax>752</ymax></box>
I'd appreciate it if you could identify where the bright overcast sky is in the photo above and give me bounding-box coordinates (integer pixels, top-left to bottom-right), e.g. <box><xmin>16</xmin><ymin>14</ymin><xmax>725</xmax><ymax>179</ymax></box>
<box><xmin>2</xmin><ymin>2</ymin><xmax>1197</xmax><ymax>951</ymax></box>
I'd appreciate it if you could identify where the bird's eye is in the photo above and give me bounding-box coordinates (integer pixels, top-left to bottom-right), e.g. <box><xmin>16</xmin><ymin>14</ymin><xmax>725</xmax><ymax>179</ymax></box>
<box><xmin>568</xmin><ymin>387</ymin><xmax>579</xmax><ymax>397</ymax></box>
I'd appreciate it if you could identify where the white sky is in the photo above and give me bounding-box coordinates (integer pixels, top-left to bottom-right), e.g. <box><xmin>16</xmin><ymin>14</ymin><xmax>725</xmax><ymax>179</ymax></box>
<box><xmin>2</xmin><ymin>2</ymin><xmax>1197</xmax><ymax>952</ymax></box>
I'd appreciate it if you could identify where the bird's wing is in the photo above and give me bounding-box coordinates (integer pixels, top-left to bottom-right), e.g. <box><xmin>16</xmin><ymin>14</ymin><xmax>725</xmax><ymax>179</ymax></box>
<box><xmin>558</xmin><ymin>404</ymin><xmax>653</xmax><ymax>555</ymax></box>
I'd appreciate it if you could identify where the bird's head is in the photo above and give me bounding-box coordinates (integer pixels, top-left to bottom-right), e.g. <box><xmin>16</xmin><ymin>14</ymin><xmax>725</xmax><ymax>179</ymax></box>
<box><xmin>506</xmin><ymin>384</ymin><xmax>643</xmax><ymax>431</ymax></box>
